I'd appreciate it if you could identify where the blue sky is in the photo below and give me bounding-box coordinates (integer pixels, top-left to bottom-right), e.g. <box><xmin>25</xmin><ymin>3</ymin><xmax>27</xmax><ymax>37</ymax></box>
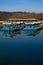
<box><xmin>0</xmin><ymin>0</ymin><xmax>43</xmax><ymax>12</ymax></box>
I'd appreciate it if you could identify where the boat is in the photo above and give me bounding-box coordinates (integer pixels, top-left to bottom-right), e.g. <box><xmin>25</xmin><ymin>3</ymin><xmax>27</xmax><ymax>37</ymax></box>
<box><xmin>23</xmin><ymin>21</ymin><xmax>43</xmax><ymax>30</ymax></box>
<box><xmin>1</xmin><ymin>23</ymin><xmax>25</xmax><ymax>31</ymax></box>
<box><xmin>1</xmin><ymin>26</ymin><xmax>9</xmax><ymax>31</ymax></box>
<box><xmin>14</xmin><ymin>23</ymin><xmax>25</xmax><ymax>30</ymax></box>
<box><xmin>1</xmin><ymin>25</ymin><xmax>15</xmax><ymax>31</ymax></box>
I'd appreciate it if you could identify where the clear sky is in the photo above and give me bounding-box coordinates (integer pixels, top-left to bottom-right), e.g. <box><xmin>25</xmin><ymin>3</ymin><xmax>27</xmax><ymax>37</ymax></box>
<box><xmin>0</xmin><ymin>0</ymin><xmax>43</xmax><ymax>13</ymax></box>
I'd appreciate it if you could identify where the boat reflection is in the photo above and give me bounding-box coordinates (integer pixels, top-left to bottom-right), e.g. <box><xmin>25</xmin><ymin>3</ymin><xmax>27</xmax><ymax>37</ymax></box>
<box><xmin>1</xmin><ymin>30</ymin><xmax>22</xmax><ymax>38</ymax></box>
<box><xmin>0</xmin><ymin>29</ymin><xmax>43</xmax><ymax>38</ymax></box>
<box><xmin>23</xmin><ymin>29</ymin><xmax>42</xmax><ymax>36</ymax></box>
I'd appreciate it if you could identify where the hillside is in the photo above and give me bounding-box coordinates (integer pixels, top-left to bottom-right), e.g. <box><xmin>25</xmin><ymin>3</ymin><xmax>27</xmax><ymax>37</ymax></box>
<box><xmin>0</xmin><ymin>11</ymin><xmax>43</xmax><ymax>21</ymax></box>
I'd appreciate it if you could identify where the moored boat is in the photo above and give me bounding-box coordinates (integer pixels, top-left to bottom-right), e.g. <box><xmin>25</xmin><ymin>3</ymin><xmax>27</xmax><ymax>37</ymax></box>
<box><xmin>1</xmin><ymin>25</ymin><xmax>15</xmax><ymax>31</ymax></box>
<box><xmin>23</xmin><ymin>22</ymin><xmax>43</xmax><ymax>30</ymax></box>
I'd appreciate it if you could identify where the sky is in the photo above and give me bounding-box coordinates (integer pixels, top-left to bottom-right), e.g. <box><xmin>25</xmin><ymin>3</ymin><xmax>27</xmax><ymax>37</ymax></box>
<box><xmin>0</xmin><ymin>0</ymin><xmax>43</xmax><ymax>13</ymax></box>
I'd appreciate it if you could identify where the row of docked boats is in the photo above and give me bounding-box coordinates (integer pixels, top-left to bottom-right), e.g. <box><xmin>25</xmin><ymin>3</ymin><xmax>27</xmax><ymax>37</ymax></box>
<box><xmin>24</xmin><ymin>23</ymin><xmax>43</xmax><ymax>30</ymax></box>
<box><xmin>0</xmin><ymin>21</ymin><xmax>43</xmax><ymax>31</ymax></box>
<box><xmin>1</xmin><ymin>23</ymin><xmax>25</xmax><ymax>31</ymax></box>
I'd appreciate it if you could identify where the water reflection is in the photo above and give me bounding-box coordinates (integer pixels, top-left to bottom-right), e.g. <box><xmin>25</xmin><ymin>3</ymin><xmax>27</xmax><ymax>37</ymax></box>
<box><xmin>0</xmin><ymin>28</ymin><xmax>43</xmax><ymax>38</ymax></box>
<box><xmin>23</xmin><ymin>29</ymin><xmax>42</xmax><ymax>36</ymax></box>
<box><xmin>0</xmin><ymin>30</ymin><xmax>22</xmax><ymax>38</ymax></box>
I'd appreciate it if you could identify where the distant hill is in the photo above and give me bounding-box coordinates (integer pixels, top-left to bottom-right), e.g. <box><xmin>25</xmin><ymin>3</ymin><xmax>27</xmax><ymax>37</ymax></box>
<box><xmin>0</xmin><ymin>11</ymin><xmax>43</xmax><ymax>21</ymax></box>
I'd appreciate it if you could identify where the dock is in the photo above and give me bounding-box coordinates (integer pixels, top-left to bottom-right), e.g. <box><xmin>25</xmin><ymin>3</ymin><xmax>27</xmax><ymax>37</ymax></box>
<box><xmin>0</xmin><ymin>19</ymin><xmax>43</xmax><ymax>31</ymax></box>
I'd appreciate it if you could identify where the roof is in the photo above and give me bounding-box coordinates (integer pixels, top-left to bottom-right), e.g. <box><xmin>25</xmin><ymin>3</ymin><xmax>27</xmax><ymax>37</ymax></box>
<box><xmin>9</xmin><ymin>18</ymin><xmax>38</xmax><ymax>21</ymax></box>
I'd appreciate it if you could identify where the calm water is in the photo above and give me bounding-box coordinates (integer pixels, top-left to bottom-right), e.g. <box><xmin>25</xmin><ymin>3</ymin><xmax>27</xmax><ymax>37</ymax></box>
<box><xmin>0</xmin><ymin>28</ymin><xmax>43</xmax><ymax>65</ymax></box>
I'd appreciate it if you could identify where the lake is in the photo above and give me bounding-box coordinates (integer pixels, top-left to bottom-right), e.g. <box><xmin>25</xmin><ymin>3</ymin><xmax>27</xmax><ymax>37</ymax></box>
<box><xmin>0</xmin><ymin>28</ymin><xmax>43</xmax><ymax>65</ymax></box>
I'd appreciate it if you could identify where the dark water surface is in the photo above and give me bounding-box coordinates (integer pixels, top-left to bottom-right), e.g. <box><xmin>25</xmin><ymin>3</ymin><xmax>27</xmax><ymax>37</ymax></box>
<box><xmin>0</xmin><ymin>29</ymin><xmax>43</xmax><ymax>65</ymax></box>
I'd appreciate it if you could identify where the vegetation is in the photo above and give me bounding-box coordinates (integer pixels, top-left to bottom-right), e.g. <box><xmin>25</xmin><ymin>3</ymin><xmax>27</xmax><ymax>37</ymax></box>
<box><xmin>0</xmin><ymin>11</ymin><xmax>43</xmax><ymax>21</ymax></box>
